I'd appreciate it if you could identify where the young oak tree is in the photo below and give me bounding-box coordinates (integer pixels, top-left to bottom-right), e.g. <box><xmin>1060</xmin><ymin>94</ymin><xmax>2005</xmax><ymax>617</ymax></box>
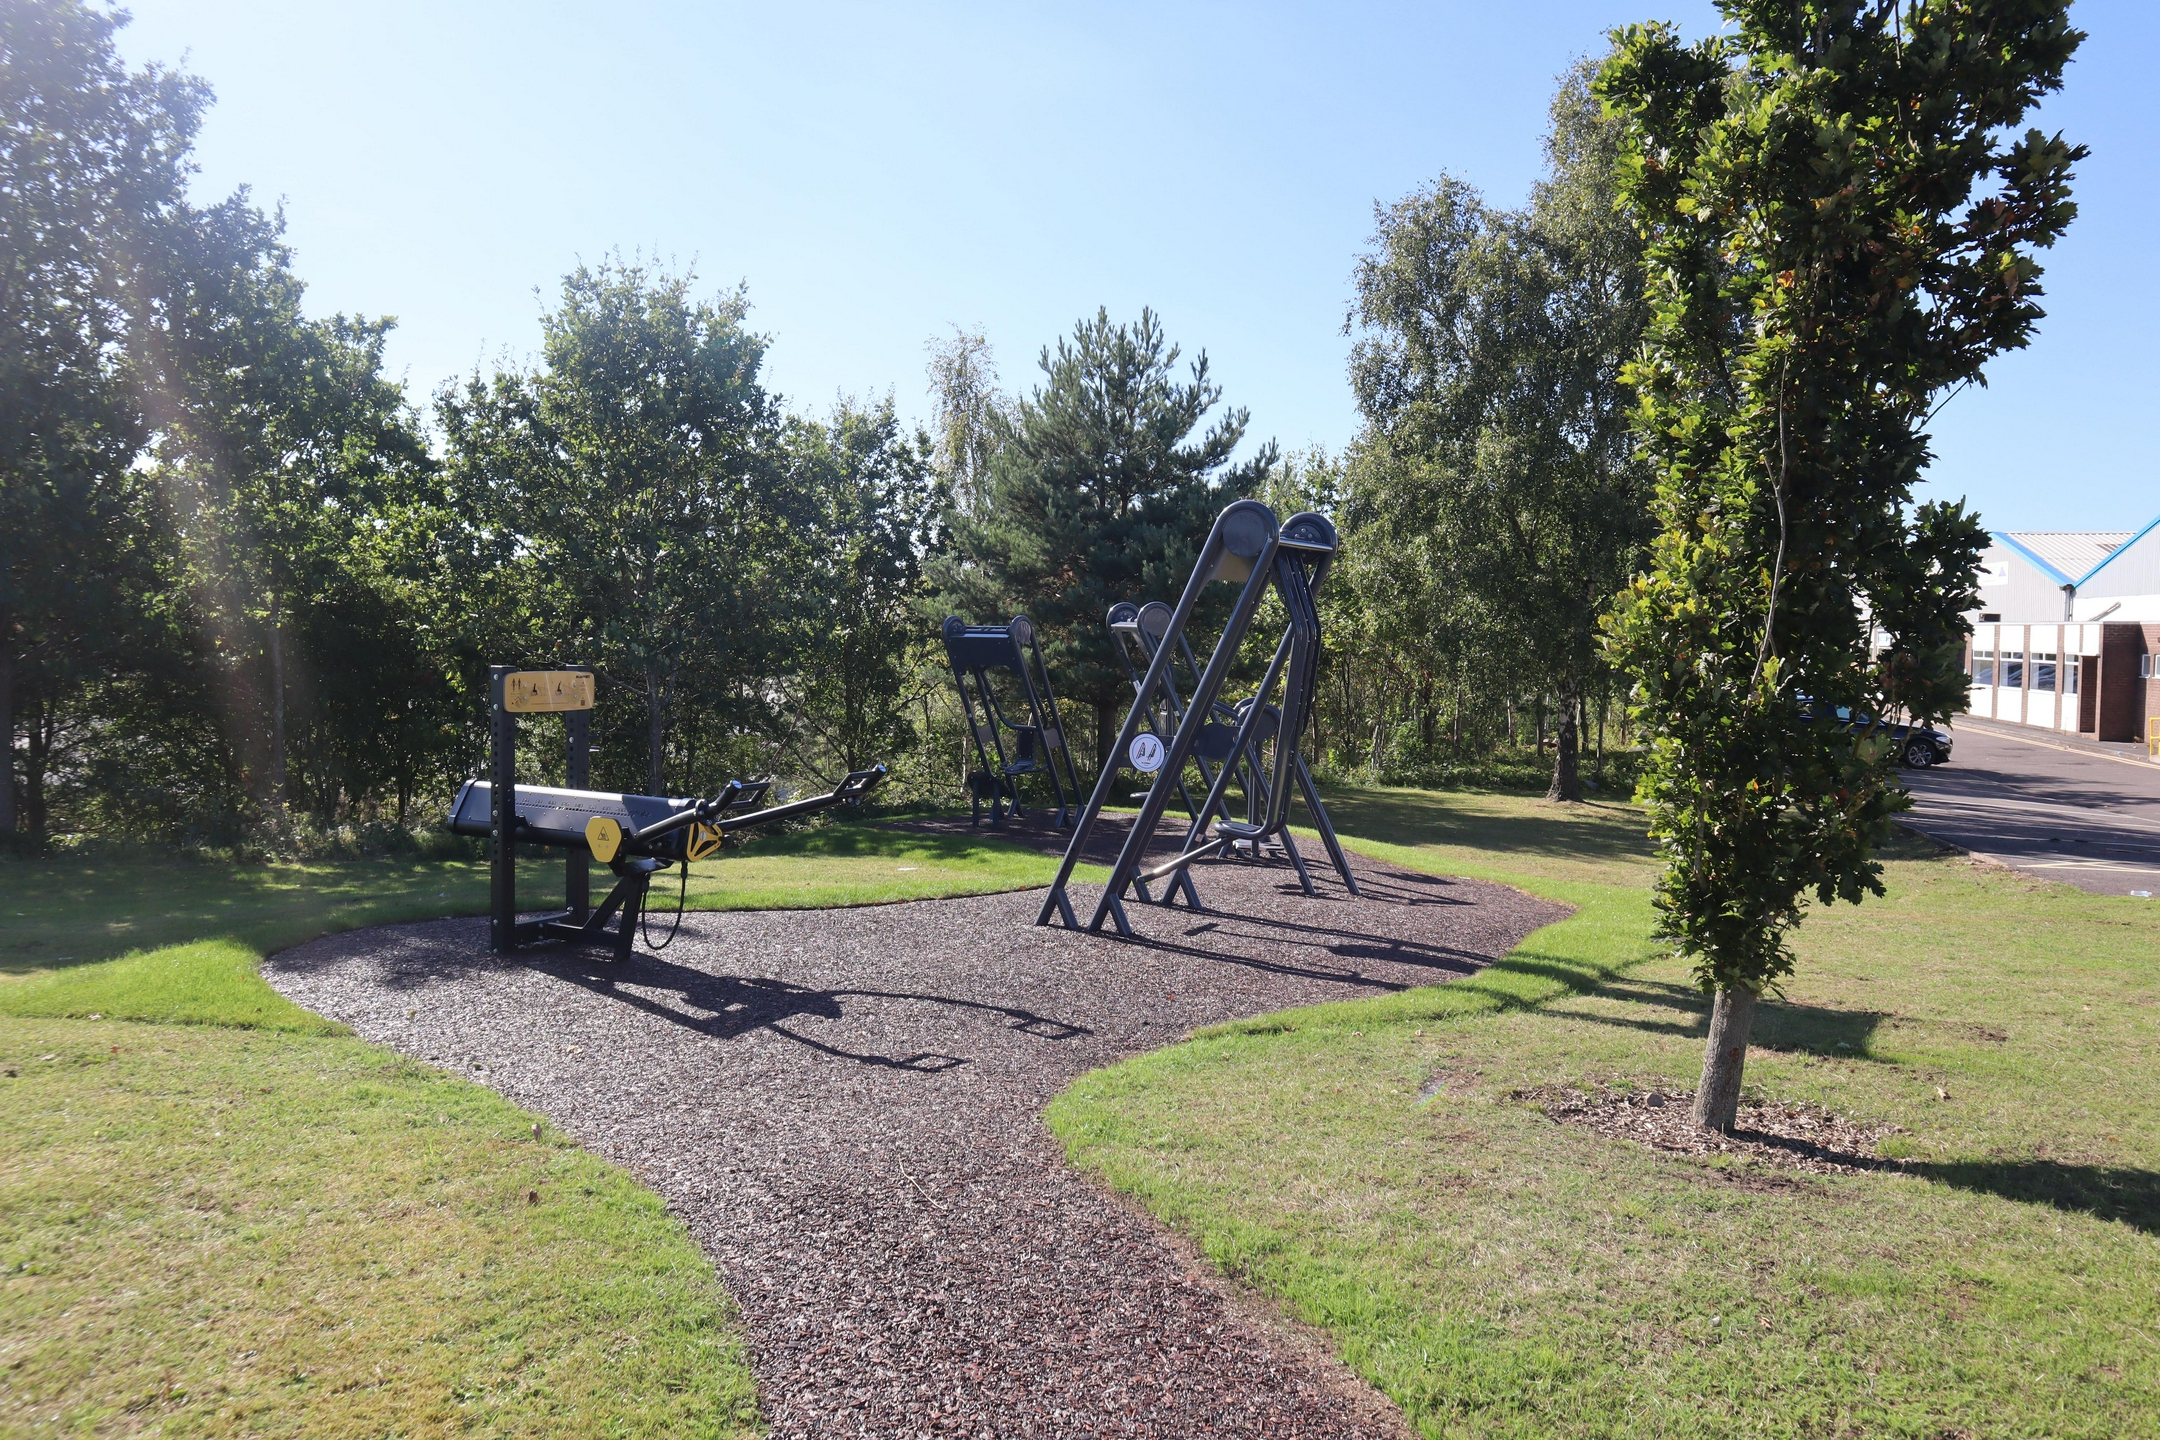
<box><xmin>1598</xmin><ymin>1</ymin><xmax>2083</xmax><ymax>1131</ymax></box>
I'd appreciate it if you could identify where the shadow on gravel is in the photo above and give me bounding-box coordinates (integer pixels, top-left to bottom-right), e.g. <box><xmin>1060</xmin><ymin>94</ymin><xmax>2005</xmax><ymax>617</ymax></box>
<box><xmin>1120</xmin><ymin>915</ymin><xmax>1487</xmax><ymax>988</ymax></box>
<box><xmin>526</xmin><ymin>948</ymin><xmax>1094</xmax><ymax>1072</ymax></box>
<box><xmin>1915</xmin><ymin>1159</ymin><xmax>2160</xmax><ymax>1236</ymax></box>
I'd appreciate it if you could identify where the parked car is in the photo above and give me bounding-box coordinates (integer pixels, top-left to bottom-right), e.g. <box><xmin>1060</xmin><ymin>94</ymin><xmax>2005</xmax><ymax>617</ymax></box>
<box><xmin>1798</xmin><ymin>701</ymin><xmax>1953</xmax><ymax>768</ymax></box>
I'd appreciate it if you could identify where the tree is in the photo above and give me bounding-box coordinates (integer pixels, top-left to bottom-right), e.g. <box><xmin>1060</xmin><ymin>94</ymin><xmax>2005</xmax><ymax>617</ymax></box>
<box><xmin>930</xmin><ymin>307</ymin><xmax>1273</xmax><ymax>773</ymax></box>
<box><xmin>1598</xmin><ymin>1</ymin><xmax>2083</xmax><ymax>1131</ymax></box>
<box><xmin>0</xmin><ymin>0</ymin><xmax>205</xmax><ymax>837</ymax></box>
<box><xmin>1345</xmin><ymin>59</ymin><xmax>1652</xmax><ymax>802</ymax></box>
<box><xmin>136</xmin><ymin>195</ymin><xmax>430</xmax><ymax>819</ymax></box>
<box><xmin>780</xmin><ymin>397</ymin><xmax>940</xmax><ymax>783</ymax></box>
<box><xmin>438</xmin><ymin>258</ymin><xmax>788</xmax><ymax>795</ymax></box>
<box><xmin>925</xmin><ymin>326</ymin><xmax>1012</xmax><ymax>519</ymax></box>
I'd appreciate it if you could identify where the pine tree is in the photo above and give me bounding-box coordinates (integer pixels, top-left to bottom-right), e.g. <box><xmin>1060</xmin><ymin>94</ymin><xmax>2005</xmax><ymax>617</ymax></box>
<box><xmin>929</xmin><ymin>308</ymin><xmax>1273</xmax><ymax>774</ymax></box>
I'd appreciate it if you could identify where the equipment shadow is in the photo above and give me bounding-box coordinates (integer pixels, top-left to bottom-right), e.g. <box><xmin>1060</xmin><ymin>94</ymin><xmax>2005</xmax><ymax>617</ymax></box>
<box><xmin>524</xmin><ymin>945</ymin><xmax>1093</xmax><ymax>1073</ymax></box>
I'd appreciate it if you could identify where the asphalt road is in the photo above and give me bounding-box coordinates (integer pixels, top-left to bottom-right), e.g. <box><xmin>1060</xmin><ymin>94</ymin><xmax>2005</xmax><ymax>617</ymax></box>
<box><xmin>1902</xmin><ymin>723</ymin><xmax>2160</xmax><ymax>896</ymax></box>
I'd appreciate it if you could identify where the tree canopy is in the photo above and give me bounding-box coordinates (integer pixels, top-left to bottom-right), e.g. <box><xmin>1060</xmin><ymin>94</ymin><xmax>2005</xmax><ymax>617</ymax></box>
<box><xmin>1345</xmin><ymin>59</ymin><xmax>1652</xmax><ymax>801</ymax></box>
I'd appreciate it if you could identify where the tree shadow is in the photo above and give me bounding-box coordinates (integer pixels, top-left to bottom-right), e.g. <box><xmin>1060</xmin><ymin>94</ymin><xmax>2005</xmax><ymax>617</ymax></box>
<box><xmin>1750</xmin><ymin>997</ymin><xmax>1892</xmax><ymax>1059</ymax></box>
<box><xmin>1544</xmin><ymin>975</ymin><xmax>1896</xmax><ymax>1057</ymax></box>
<box><xmin>1311</xmin><ymin>788</ymin><xmax>1657</xmax><ymax>867</ymax></box>
<box><xmin>1912</xmin><ymin>1159</ymin><xmax>2160</xmax><ymax>1236</ymax></box>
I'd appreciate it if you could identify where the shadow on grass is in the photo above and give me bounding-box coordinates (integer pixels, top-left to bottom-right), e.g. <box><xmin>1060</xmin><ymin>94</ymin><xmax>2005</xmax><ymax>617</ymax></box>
<box><xmin>1915</xmin><ymin>1159</ymin><xmax>2160</xmax><ymax>1236</ymax></box>
<box><xmin>1551</xmin><ymin>975</ymin><xmax>1897</xmax><ymax>1057</ymax></box>
<box><xmin>1314</xmin><ymin>788</ymin><xmax>1657</xmax><ymax>867</ymax></box>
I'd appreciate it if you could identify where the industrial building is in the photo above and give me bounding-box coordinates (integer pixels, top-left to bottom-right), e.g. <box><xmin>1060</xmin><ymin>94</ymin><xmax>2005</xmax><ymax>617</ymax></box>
<box><xmin>1965</xmin><ymin>518</ymin><xmax>2160</xmax><ymax>743</ymax></box>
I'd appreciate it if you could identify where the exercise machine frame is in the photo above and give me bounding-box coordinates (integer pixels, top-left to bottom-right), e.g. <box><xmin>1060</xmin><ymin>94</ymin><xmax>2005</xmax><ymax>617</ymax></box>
<box><xmin>453</xmin><ymin>664</ymin><xmax>886</xmax><ymax>960</ymax></box>
<box><xmin>1107</xmin><ymin>598</ymin><xmax>1357</xmax><ymax>896</ymax></box>
<box><xmin>1038</xmin><ymin>502</ymin><xmax>1346</xmax><ymax>935</ymax></box>
<box><xmin>941</xmin><ymin>613</ymin><xmax>1083</xmax><ymax>828</ymax></box>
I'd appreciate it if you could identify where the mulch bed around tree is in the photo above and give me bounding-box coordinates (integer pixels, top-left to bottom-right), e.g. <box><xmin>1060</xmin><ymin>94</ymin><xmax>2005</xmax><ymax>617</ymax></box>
<box><xmin>1517</xmin><ymin>1083</ymin><xmax>1908</xmax><ymax>1176</ymax></box>
<box><xmin>267</xmin><ymin>817</ymin><xmax>1564</xmax><ymax>1437</ymax></box>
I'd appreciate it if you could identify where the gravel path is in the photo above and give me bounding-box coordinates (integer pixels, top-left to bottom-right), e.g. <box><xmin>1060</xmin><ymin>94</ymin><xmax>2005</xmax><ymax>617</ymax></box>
<box><xmin>269</xmin><ymin>826</ymin><xmax>1564</xmax><ymax>1437</ymax></box>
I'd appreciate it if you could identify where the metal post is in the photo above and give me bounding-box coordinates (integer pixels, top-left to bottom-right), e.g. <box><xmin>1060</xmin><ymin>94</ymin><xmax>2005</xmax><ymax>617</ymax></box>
<box><xmin>565</xmin><ymin>665</ymin><xmax>590</xmax><ymax>921</ymax></box>
<box><xmin>489</xmin><ymin>664</ymin><xmax>516</xmax><ymax>953</ymax></box>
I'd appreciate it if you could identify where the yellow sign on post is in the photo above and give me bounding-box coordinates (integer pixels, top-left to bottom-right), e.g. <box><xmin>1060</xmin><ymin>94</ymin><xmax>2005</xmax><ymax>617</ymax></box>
<box><xmin>504</xmin><ymin>670</ymin><xmax>595</xmax><ymax>713</ymax></box>
<box><xmin>685</xmin><ymin>822</ymin><xmax>721</xmax><ymax>862</ymax></box>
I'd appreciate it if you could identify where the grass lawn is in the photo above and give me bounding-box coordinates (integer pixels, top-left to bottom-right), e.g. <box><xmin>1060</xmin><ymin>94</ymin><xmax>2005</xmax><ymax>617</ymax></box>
<box><xmin>1050</xmin><ymin>786</ymin><xmax>2160</xmax><ymax>1438</ymax></box>
<box><xmin>1</xmin><ymin>1017</ymin><xmax>756</xmax><ymax>1436</ymax></box>
<box><xmin>2</xmin><ymin>820</ymin><xmax>1082</xmax><ymax>982</ymax></box>
<box><xmin>0</xmin><ymin>816</ymin><xmax>1086</xmax><ymax>1435</ymax></box>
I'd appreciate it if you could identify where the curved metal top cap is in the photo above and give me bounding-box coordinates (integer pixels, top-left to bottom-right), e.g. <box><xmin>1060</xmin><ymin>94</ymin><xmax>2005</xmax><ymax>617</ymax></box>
<box><xmin>1220</xmin><ymin>499</ymin><xmax>1279</xmax><ymax>560</ymax></box>
<box><xmin>1137</xmin><ymin>601</ymin><xmax>1172</xmax><ymax>639</ymax></box>
<box><xmin>1278</xmin><ymin>511</ymin><xmax>1337</xmax><ymax>554</ymax></box>
<box><xmin>941</xmin><ymin>615</ymin><xmax>967</xmax><ymax>640</ymax></box>
<box><xmin>1008</xmin><ymin>614</ymin><xmax>1035</xmax><ymax>645</ymax></box>
<box><xmin>1206</xmin><ymin>499</ymin><xmax>1280</xmax><ymax>586</ymax></box>
<box><xmin>1105</xmin><ymin>601</ymin><xmax>1140</xmax><ymax>628</ymax></box>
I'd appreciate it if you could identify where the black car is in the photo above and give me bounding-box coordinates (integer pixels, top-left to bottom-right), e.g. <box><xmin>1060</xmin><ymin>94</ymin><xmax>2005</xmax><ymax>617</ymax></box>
<box><xmin>1797</xmin><ymin>701</ymin><xmax>1953</xmax><ymax>768</ymax></box>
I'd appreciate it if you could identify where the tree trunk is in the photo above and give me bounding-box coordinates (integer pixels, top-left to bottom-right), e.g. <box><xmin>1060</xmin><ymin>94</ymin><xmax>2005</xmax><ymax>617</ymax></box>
<box><xmin>25</xmin><ymin>684</ymin><xmax>48</xmax><ymax>840</ymax></box>
<box><xmin>267</xmin><ymin>602</ymin><xmax>287</xmax><ymax>813</ymax></box>
<box><xmin>646</xmin><ymin>664</ymin><xmax>667</xmax><ymax>795</ymax></box>
<box><xmin>1546</xmin><ymin>678</ymin><xmax>1581</xmax><ymax>802</ymax></box>
<box><xmin>0</xmin><ymin>638</ymin><xmax>13</xmax><ymax>836</ymax></box>
<box><xmin>1595</xmin><ymin>694</ymin><xmax>1606</xmax><ymax>784</ymax></box>
<box><xmin>1693</xmin><ymin>986</ymin><xmax>1759</xmax><ymax>1132</ymax></box>
<box><xmin>1093</xmin><ymin>697</ymin><xmax>1115</xmax><ymax>790</ymax></box>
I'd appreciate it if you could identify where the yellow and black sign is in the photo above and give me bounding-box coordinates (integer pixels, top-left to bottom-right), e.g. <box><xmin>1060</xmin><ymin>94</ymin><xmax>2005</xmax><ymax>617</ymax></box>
<box><xmin>685</xmin><ymin>822</ymin><xmax>721</xmax><ymax>862</ymax></box>
<box><xmin>503</xmin><ymin>670</ymin><xmax>595</xmax><ymax>713</ymax></box>
<box><xmin>585</xmin><ymin>815</ymin><xmax>622</xmax><ymax>864</ymax></box>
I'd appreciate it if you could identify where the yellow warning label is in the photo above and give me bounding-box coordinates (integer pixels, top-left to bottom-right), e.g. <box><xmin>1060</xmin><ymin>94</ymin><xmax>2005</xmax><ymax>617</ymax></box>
<box><xmin>585</xmin><ymin>815</ymin><xmax>622</xmax><ymax>863</ymax></box>
<box><xmin>685</xmin><ymin>822</ymin><xmax>721</xmax><ymax>862</ymax></box>
<box><xmin>504</xmin><ymin>670</ymin><xmax>595</xmax><ymax>713</ymax></box>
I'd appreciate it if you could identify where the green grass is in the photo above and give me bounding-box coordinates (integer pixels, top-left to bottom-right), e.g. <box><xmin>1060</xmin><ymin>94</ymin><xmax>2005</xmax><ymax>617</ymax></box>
<box><xmin>0</xmin><ymin>1016</ymin><xmax>756</xmax><ymax>1436</ymax></box>
<box><xmin>0</xmin><ymin>817</ymin><xmax>1088</xmax><ymax>1435</ymax></box>
<box><xmin>680</xmin><ymin>821</ymin><xmax>1095</xmax><ymax>911</ymax></box>
<box><xmin>3</xmin><ymin>820</ymin><xmax>1084</xmax><ymax>981</ymax></box>
<box><xmin>1048</xmin><ymin>792</ymin><xmax>2160</xmax><ymax>1439</ymax></box>
<box><xmin>0</xmin><ymin>822</ymin><xmax>1091</xmax><ymax>1028</ymax></box>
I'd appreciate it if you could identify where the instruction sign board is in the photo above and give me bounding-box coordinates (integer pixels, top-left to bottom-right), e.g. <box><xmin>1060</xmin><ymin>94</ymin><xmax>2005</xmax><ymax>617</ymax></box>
<box><xmin>503</xmin><ymin>670</ymin><xmax>595</xmax><ymax>713</ymax></box>
<box><xmin>1127</xmin><ymin>733</ymin><xmax>1165</xmax><ymax>773</ymax></box>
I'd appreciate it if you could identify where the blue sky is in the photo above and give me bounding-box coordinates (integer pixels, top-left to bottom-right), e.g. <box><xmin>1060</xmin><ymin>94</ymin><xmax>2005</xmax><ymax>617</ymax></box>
<box><xmin>120</xmin><ymin>1</ymin><xmax>2154</xmax><ymax>533</ymax></box>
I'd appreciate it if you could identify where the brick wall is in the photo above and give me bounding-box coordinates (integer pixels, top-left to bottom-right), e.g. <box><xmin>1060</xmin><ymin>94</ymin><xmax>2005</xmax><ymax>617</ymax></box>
<box><xmin>2096</xmin><ymin>624</ymin><xmax>2145</xmax><ymax>741</ymax></box>
<box><xmin>2144</xmin><ymin>625</ymin><xmax>2160</xmax><ymax>746</ymax></box>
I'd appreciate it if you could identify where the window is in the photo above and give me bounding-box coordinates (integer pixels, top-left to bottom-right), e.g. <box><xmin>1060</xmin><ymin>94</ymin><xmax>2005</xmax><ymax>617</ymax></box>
<box><xmin>2066</xmin><ymin>658</ymin><xmax>2080</xmax><ymax>696</ymax></box>
<box><xmin>1980</xmin><ymin>612</ymin><xmax>2002</xmax><ymax>623</ymax></box>
<box><xmin>2002</xmin><ymin>651</ymin><xmax>2025</xmax><ymax>689</ymax></box>
<box><xmin>2143</xmin><ymin>654</ymin><xmax>2154</xmax><ymax>680</ymax></box>
<box><xmin>1973</xmin><ymin>648</ymin><xmax>1995</xmax><ymax>686</ymax></box>
<box><xmin>2034</xmin><ymin>651</ymin><xmax>2058</xmax><ymax>693</ymax></box>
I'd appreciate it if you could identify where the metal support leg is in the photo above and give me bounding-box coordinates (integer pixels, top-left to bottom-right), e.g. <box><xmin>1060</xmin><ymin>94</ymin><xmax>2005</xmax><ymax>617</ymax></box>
<box><xmin>566</xmin><ymin>701</ymin><xmax>590</xmax><ymax>921</ymax></box>
<box><xmin>489</xmin><ymin>665</ymin><xmax>516</xmax><ymax>953</ymax></box>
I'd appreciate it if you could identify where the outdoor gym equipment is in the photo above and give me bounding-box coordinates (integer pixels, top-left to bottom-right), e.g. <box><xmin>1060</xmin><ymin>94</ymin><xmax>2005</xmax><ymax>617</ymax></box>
<box><xmin>1039</xmin><ymin>501</ymin><xmax>1349</xmax><ymax>935</ymax></box>
<box><xmin>941</xmin><ymin>614</ymin><xmax>1083</xmax><ymax>828</ymax></box>
<box><xmin>1106</xmin><ymin>597</ymin><xmax>1357</xmax><ymax>896</ymax></box>
<box><xmin>447</xmin><ymin>665</ymin><xmax>888</xmax><ymax>960</ymax></box>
